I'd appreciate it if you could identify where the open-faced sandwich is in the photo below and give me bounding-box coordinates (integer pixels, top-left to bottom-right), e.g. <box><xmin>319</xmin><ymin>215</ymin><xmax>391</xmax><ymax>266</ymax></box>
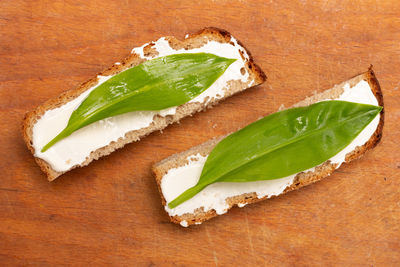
<box><xmin>23</xmin><ymin>28</ymin><xmax>266</xmax><ymax>180</ymax></box>
<box><xmin>153</xmin><ymin>68</ymin><xmax>383</xmax><ymax>227</ymax></box>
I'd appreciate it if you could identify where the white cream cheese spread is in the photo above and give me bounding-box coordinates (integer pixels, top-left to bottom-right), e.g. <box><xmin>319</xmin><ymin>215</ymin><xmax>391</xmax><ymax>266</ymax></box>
<box><xmin>32</xmin><ymin>36</ymin><xmax>252</xmax><ymax>172</ymax></box>
<box><xmin>161</xmin><ymin>80</ymin><xmax>380</xmax><ymax>225</ymax></box>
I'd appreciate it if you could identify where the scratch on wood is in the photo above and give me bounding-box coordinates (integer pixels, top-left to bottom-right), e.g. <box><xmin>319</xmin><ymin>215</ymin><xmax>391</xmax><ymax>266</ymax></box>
<box><xmin>244</xmin><ymin>210</ymin><xmax>256</xmax><ymax>261</ymax></box>
<box><xmin>261</xmin><ymin>206</ymin><xmax>269</xmax><ymax>266</ymax></box>
<box><xmin>205</xmin><ymin>226</ymin><xmax>219</xmax><ymax>267</ymax></box>
<box><xmin>0</xmin><ymin>188</ymin><xmax>22</xmax><ymax>192</ymax></box>
<box><xmin>3</xmin><ymin>191</ymin><xmax>15</xmax><ymax>216</ymax></box>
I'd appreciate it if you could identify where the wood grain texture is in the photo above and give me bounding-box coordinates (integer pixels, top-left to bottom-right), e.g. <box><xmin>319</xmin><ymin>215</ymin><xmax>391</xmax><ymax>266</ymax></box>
<box><xmin>0</xmin><ymin>0</ymin><xmax>399</xmax><ymax>266</ymax></box>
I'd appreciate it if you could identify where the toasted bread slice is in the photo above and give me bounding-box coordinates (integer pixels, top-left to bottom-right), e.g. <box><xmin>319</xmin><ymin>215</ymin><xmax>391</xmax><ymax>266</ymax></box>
<box><xmin>152</xmin><ymin>68</ymin><xmax>384</xmax><ymax>227</ymax></box>
<box><xmin>22</xmin><ymin>28</ymin><xmax>266</xmax><ymax>181</ymax></box>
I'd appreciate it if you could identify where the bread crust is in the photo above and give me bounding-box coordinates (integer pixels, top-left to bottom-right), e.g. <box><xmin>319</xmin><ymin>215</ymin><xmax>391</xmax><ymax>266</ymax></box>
<box><xmin>22</xmin><ymin>27</ymin><xmax>267</xmax><ymax>181</ymax></box>
<box><xmin>152</xmin><ymin>67</ymin><xmax>384</xmax><ymax>226</ymax></box>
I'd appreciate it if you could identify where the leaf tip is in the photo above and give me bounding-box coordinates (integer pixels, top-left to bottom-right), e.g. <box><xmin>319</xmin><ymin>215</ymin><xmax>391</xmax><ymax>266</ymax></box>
<box><xmin>227</xmin><ymin>58</ymin><xmax>237</xmax><ymax>65</ymax></box>
<box><xmin>41</xmin><ymin>139</ymin><xmax>54</xmax><ymax>153</ymax></box>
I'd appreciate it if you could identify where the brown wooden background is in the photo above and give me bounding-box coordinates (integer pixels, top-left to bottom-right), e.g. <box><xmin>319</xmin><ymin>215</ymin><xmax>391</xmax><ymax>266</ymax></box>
<box><xmin>1</xmin><ymin>0</ymin><xmax>399</xmax><ymax>266</ymax></box>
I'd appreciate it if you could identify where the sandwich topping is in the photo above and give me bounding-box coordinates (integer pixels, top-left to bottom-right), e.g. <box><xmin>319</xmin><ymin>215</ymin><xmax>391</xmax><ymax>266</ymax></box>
<box><xmin>32</xmin><ymin>36</ymin><xmax>252</xmax><ymax>172</ymax></box>
<box><xmin>161</xmin><ymin>79</ymin><xmax>382</xmax><ymax>219</ymax></box>
<box><xmin>41</xmin><ymin>53</ymin><xmax>236</xmax><ymax>152</ymax></box>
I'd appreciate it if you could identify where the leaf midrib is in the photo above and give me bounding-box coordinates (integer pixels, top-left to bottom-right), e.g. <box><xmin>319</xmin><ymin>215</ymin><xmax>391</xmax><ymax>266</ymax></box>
<box><xmin>78</xmin><ymin>64</ymin><xmax>224</xmax><ymax>124</ymax></box>
<box><xmin>203</xmin><ymin>108</ymin><xmax>377</xmax><ymax>183</ymax></box>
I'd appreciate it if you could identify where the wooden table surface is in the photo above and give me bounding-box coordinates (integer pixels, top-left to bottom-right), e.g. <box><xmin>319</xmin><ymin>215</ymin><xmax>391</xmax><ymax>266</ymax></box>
<box><xmin>1</xmin><ymin>0</ymin><xmax>399</xmax><ymax>266</ymax></box>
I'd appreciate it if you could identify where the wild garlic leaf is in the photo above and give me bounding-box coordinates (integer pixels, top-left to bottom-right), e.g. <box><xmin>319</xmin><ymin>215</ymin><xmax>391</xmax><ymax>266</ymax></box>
<box><xmin>41</xmin><ymin>53</ymin><xmax>236</xmax><ymax>152</ymax></box>
<box><xmin>168</xmin><ymin>100</ymin><xmax>382</xmax><ymax>208</ymax></box>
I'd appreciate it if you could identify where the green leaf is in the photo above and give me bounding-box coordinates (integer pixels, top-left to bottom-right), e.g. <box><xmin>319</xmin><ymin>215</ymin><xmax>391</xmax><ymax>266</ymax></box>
<box><xmin>41</xmin><ymin>53</ymin><xmax>236</xmax><ymax>152</ymax></box>
<box><xmin>168</xmin><ymin>100</ymin><xmax>382</xmax><ymax>208</ymax></box>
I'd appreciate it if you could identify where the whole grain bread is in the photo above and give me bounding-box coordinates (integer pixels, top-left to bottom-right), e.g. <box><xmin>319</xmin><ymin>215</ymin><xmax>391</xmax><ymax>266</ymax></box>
<box><xmin>22</xmin><ymin>27</ymin><xmax>267</xmax><ymax>181</ymax></box>
<box><xmin>152</xmin><ymin>67</ymin><xmax>384</xmax><ymax>227</ymax></box>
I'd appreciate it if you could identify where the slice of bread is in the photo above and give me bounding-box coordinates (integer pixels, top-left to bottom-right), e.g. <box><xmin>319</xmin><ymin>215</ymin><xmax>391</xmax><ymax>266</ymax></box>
<box><xmin>152</xmin><ymin>67</ymin><xmax>384</xmax><ymax>227</ymax></box>
<box><xmin>22</xmin><ymin>27</ymin><xmax>266</xmax><ymax>181</ymax></box>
